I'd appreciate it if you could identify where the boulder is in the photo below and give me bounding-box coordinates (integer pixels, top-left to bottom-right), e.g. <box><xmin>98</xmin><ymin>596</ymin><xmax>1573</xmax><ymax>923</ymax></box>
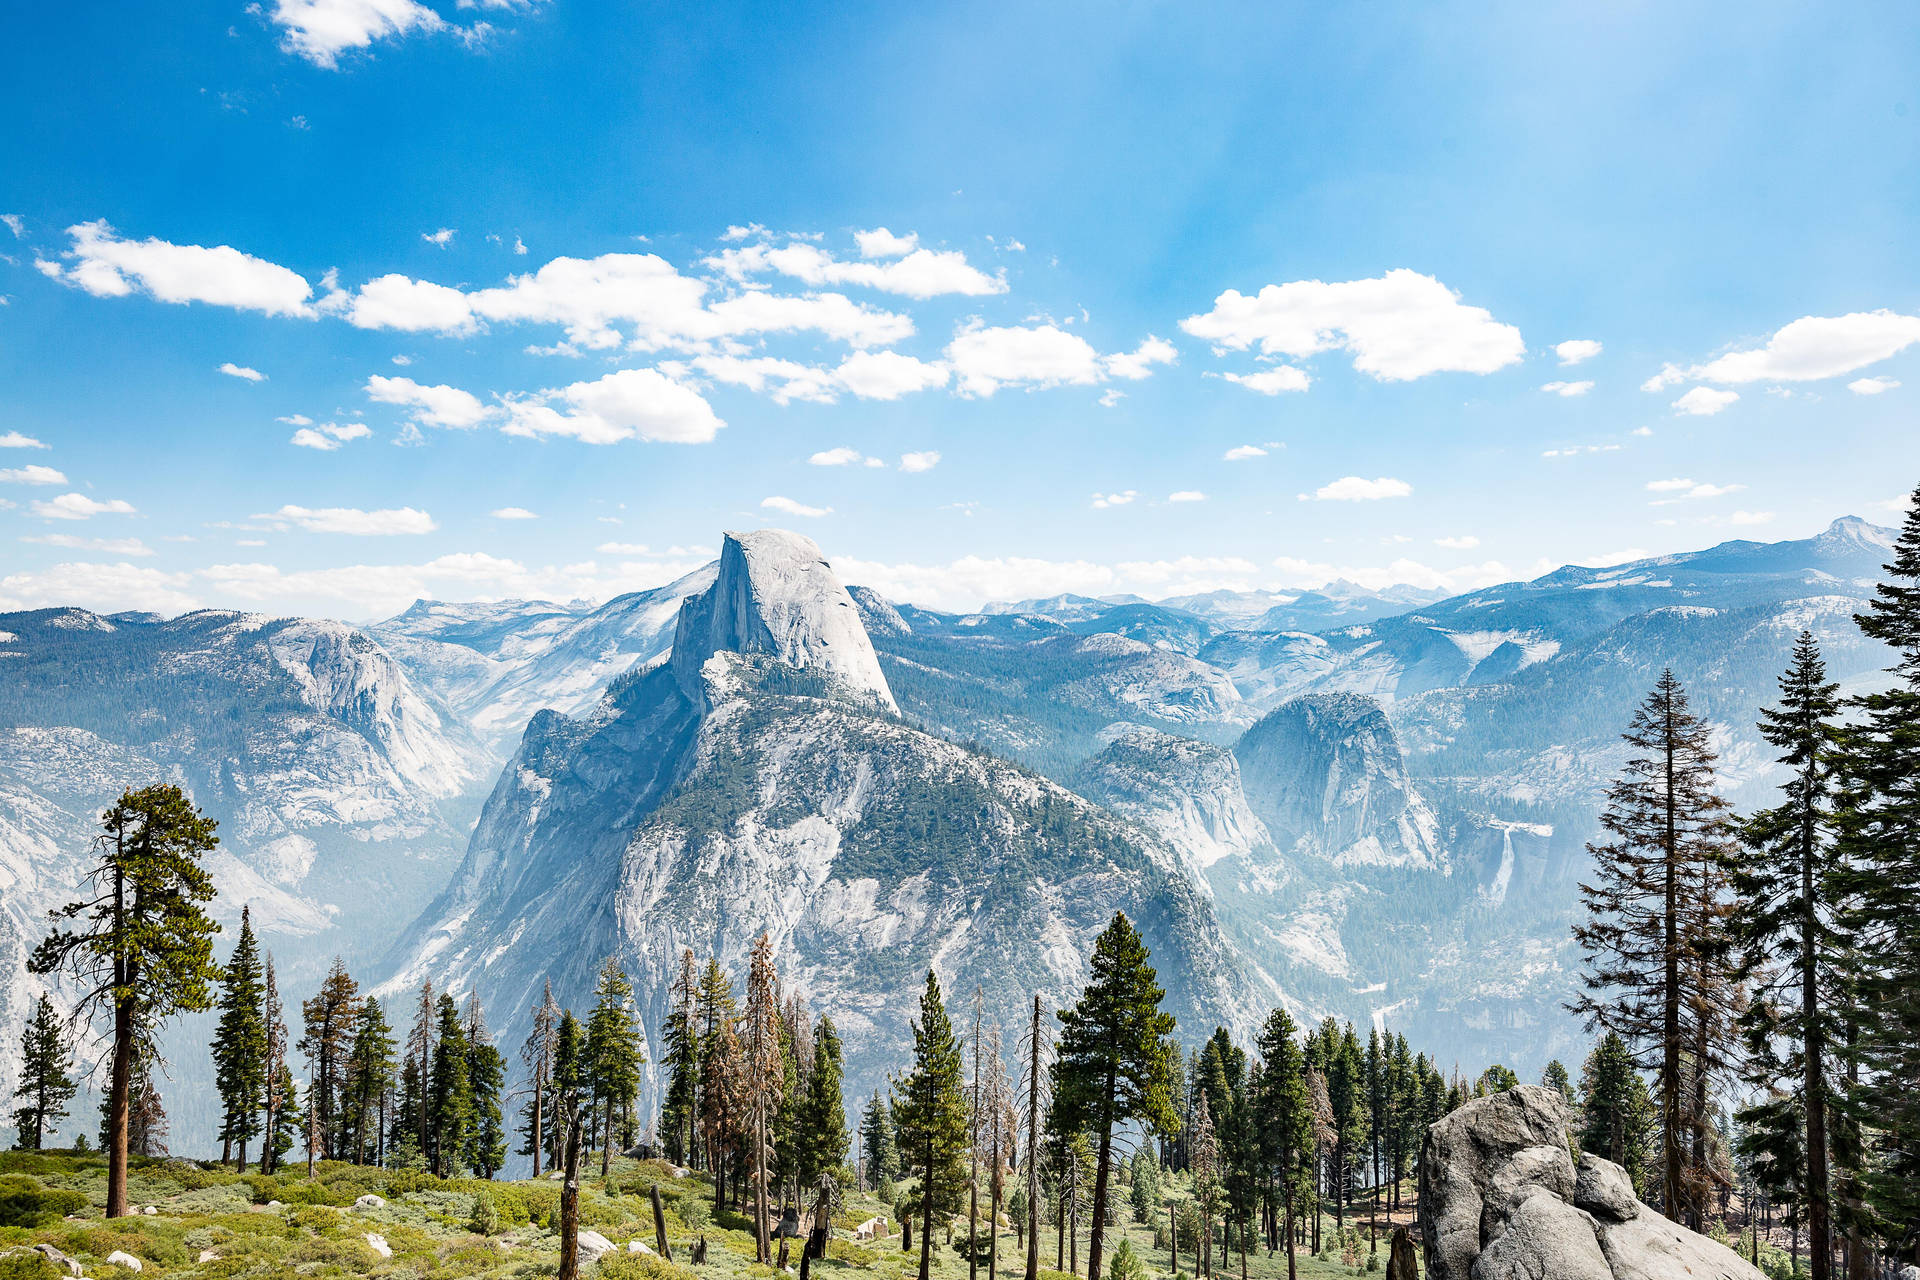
<box><xmin>354</xmin><ymin>1194</ymin><xmax>387</xmax><ymax>1211</ymax></box>
<box><xmin>106</xmin><ymin>1249</ymin><xmax>144</xmax><ymax>1271</ymax></box>
<box><xmin>197</xmin><ymin>1250</ymin><xmax>221</xmax><ymax>1263</ymax></box>
<box><xmin>366</xmin><ymin>1232</ymin><xmax>393</xmax><ymax>1259</ymax></box>
<box><xmin>1420</xmin><ymin>1085</ymin><xmax>1767</xmax><ymax>1280</ymax></box>
<box><xmin>628</xmin><ymin>1240</ymin><xmax>656</xmax><ymax>1254</ymax></box>
<box><xmin>1899</xmin><ymin>1267</ymin><xmax>1920</xmax><ymax>1280</ymax></box>
<box><xmin>29</xmin><ymin>1244</ymin><xmax>84</xmax><ymax>1277</ymax></box>
<box><xmin>577</xmin><ymin>1230</ymin><xmax>617</xmax><ymax>1261</ymax></box>
<box><xmin>141</xmin><ymin>1205</ymin><xmax>158</xmax><ymax>1216</ymax></box>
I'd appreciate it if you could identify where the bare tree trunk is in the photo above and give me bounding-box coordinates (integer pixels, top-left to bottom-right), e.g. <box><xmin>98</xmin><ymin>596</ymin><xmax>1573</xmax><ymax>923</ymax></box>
<box><xmin>652</xmin><ymin>1184</ymin><xmax>675</xmax><ymax>1262</ymax></box>
<box><xmin>106</xmin><ymin>993</ymin><xmax>133</xmax><ymax>1218</ymax></box>
<box><xmin>1026</xmin><ymin>995</ymin><xmax>1042</xmax><ymax>1280</ymax></box>
<box><xmin>558</xmin><ymin>1108</ymin><xmax>584</xmax><ymax>1280</ymax></box>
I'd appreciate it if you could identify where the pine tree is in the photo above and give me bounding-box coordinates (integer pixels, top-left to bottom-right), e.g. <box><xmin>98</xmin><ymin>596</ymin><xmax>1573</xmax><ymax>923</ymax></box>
<box><xmin>1834</xmin><ymin>484</ymin><xmax>1920</xmax><ymax>1264</ymax></box>
<box><xmin>465</xmin><ymin>993</ymin><xmax>507</xmax><ymax>1178</ymax></box>
<box><xmin>1571</xmin><ymin>670</ymin><xmax>1740</xmax><ymax>1225</ymax></box>
<box><xmin>1542</xmin><ymin>1060</ymin><xmax>1575</xmax><ymax>1105</ymax></box>
<box><xmin>298</xmin><ymin>958</ymin><xmax>360</xmax><ymax>1159</ymax></box>
<box><xmin>739</xmin><ymin>934</ymin><xmax>784</xmax><ymax>1261</ymax></box>
<box><xmin>210</xmin><ymin>905</ymin><xmax>267</xmax><ymax>1167</ymax></box>
<box><xmin>550</xmin><ymin>1009</ymin><xmax>584</xmax><ymax>1174</ymax></box>
<box><xmin>259</xmin><ymin>956</ymin><xmax>289</xmax><ymax>1173</ymax></box>
<box><xmin>30</xmin><ymin>784</ymin><xmax>220</xmax><ymax>1217</ymax></box>
<box><xmin>1052</xmin><ymin>913</ymin><xmax>1180</xmax><ymax>1280</ymax></box>
<box><xmin>586</xmin><ymin>958</ymin><xmax>645</xmax><ymax>1178</ymax></box>
<box><xmin>860</xmin><ymin>1090</ymin><xmax>898</xmax><ymax>1188</ymax></box>
<box><xmin>1253</xmin><ymin>1008</ymin><xmax>1312</xmax><ymax>1280</ymax></box>
<box><xmin>428</xmin><ymin>992</ymin><xmax>473</xmax><ymax>1177</ymax></box>
<box><xmin>1727</xmin><ymin>632</ymin><xmax>1846</xmax><ymax>1280</ymax></box>
<box><xmin>799</xmin><ymin>1014</ymin><xmax>849</xmax><ymax>1187</ymax></box>
<box><xmin>12</xmin><ymin>993</ymin><xmax>77</xmax><ymax>1150</ymax></box>
<box><xmin>341</xmin><ymin>997</ymin><xmax>395</xmax><ymax>1165</ymax></box>
<box><xmin>264</xmin><ymin>1060</ymin><xmax>303</xmax><ymax>1172</ymax></box>
<box><xmin>1579</xmin><ymin>1032</ymin><xmax>1657</xmax><ymax>1196</ymax></box>
<box><xmin>406</xmin><ymin>980</ymin><xmax>435</xmax><ymax>1157</ymax></box>
<box><xmin>1189</xmin><ymin>1089</ymin><xmax>1220</xmax><ymax>1278</ymax></box>
<box><xmin>695</xmin><ymin>956</ymin><xmax>739</xmax><ymax>1178</ymax></box>
<box><xmin>661</xmin><ymin>951</ymin><xmax>701</xmax><ymax>1167</ymax></box>
<box><xmin>519</xmin><ymin>982</ymin><xmax>561</xmax><ymax>1177</ymax></box>
<box><xmin>894</xmin><ymin>968</ymin><xmax>970</xmax><ymax>1280</ymax></box>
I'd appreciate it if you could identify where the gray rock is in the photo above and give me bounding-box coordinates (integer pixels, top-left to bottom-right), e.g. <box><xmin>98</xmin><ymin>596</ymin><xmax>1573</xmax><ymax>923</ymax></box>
<box><xmin>1573</xmin><ymin>1155</ymin><xmax>1639</xmax><ymax>1223</ymax></box>
<box><xmin>1898</xmin><ymin>1267</ymin><xmax>1920</xmax><ymax>1280</ymax></box>
<box><xmin>1471</xmin><ymin>1186</ymin><xmax>1611</xmax><ymax>1280</ymax></box>
<box><xmin>105</xmin><ymin>1249</ymin><xmax>144</xmax><ymax>1271</ymax></box>
<box><xmin>1594</xmin><ymin>1208</ymin><xmax>1768</xmax><ymax>1280</ymax></box>
<box><xmin>577</xmin><ymin>1230</ymin><xmax>617</xmax><ymax>1261</ymax></box>
<box><xmin>365</xmin><ymin>1232</ymin><xmax>393</xmax><ymax>1259</ymax></box>
<box><xmin>354</xmin><ymin>1194</ymin><xmax>386</xmax><ymax>1210</ymax></box>
<box><xmin>1422</xmin><ymin>1085</ymin><xmax>1575</xmax><ymax>1280</ymax></box>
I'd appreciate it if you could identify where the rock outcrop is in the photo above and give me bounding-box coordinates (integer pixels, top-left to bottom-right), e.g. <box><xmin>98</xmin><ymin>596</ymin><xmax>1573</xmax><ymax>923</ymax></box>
<box><xmin>1420</xmin><ymin>1085</ymin><xmax>1766</xmax><ymax>1280</ymax></box>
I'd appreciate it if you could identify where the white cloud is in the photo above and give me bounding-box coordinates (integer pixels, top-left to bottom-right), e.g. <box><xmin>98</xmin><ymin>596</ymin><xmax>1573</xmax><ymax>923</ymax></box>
<box><xmin>219</xmin><ymin>362</ymin><xmax>267</xmax><ymax>382</ymax></box>
<box><xmin>0</xmin><ymin>465</ymin><xmax>68</xmax><ymax>485</ymax></box>
<box><xmin>854</xmin><ymin>228</ymin><xmax>918</xmax><ymax>258</ymax></box>
<box><xmin>1555</xmin><ymin>339</ymin><xmax>1603</xmax><ymax>366</ymax></box>
<box><xmin>1435</xmin><ymin>535</ymin><xmax>1480</xmax><ymax>549</ymax></box>
<box><xmin>1305</xmin><ymin>475</ymin><xmax>1412</xmax><ymax>502</ymax></box>
<box><xmin>267</xmin><ymin>0</ymin><xmax>447</xmax><ymax>68</ymax></box>
<box><xmin>1222</xmin><ymin>444</ymin><xmax>1268</xmax><ymax>461</ymax></box>
<box><xmin>366</xmin><ymin>374</ymin><xmax>493</xmax><ymax>428</ymax></box>
<box><xmin>1167</xmin><ymin>490</ymin><xmax>1207</xmax><ymax>503</ymax></box>
<box><xmin>512</xmin><ymin>237</ymin><xmax>528</xmax><ymax>256</ymax></box>
<box><xmin>810</xmin><ymin>447</ymin><xmax>871</xmax><ymax>467</ymax></box>
<box><xmin>835</xmin><ymin>552</ymin><xmax>1266</xmax><ymax>613</ymax></box>
<box><xmin>1098</xmin><ymin>390</ymin><xmax>1125</xmax><ymax>408</ymax></box>
<box><xmin>1270</xmin><ymin>554</ymin><xmax>1513</xmax><ymax>594</ymax></box>
<box><xmin>683</xmin><ymin>354</ymin><xmax>840</xmax><ymax>405</ymax></box>
<box><xmin>1</xmin><ymin>214</ymin><xmax>22</xmax><ymax>238</ymax></box>
<box><xmin>22</xmin><ymin>534</ymin><xmax>154</xmax><ymax>556</ymax></box>
<box><xmin>947</xmin><ymin>323</ymin><xmax>1103</xmax><ymax>397</ymax></box>
<box><xmin>899</xmin><ymin>451</ymin><xmax>941</xmax><ymax>473</ymax></box>
<box><xmin>257</xmin><ymin>504</ymin><xmax>437</xmax><ymax>535</ymax></box>
<box><xmin>761</xmin><ymin>496</ymin><xmax>831</xmax><ymax>519</ymax></box>
<box><xmin>290</xmin><ymin>421</ymin><xmax>372</xmax><ymax>450</ymax></box>
<box><xmin>707</xmin><ymin>239</ymin><xmax>1004</xmax><ymax>299</ymax></box>
<box><xmin>1541</xmin><ymin>443</ymin><xmax>1621</xmax><ymax>458</ymax></box>
<box><xmin>1641</xmin><ymin>363</ymin><xmax>1687</xmax><ymax>393</ymax></box>
<box><xmin>45</xmin><ymin>221</ymin><xmax>314</xmax><ymax>316</ymax></box>
<box><xmin>1540</xmin><ymin>379</ymin><xmax>1593</xmax><ymax>397</ymax></box>
<box><xmin>1102</xmin><ymin>336</ymin><xmax>1178</xmax><ymax>381</ymax></box>
<box><xmin>1673</xmin><ymin>386</ymin><xmax>1738</xmax><ymax>416</ymax></box>
<box><xmin>0</xmin><ymin>561</ymin><xmax>196</xmax><ymax>615</ymax></box>
<box><xmin>0</xmin><ymin>432</ymin><xmax>47</xmax><ymax>449</ymax></box>
<box><xmin>502</xmin><ymin>368</ymin><xmax>724</xmax><ymax>444</ymax></box>
<box><xmin>422</xmin><ymin>228</ymin><xmax>456</xmax><ymax>246</ymax></box>
<box><xmin>278</xmin><ymin>414</ymin><xmax>314</xmax><ymax>426</ymax></box>
<box><xmin>1728</xmin><ymin>510</ymin><xmax>1775</xmax><ymax>526</ymax></box>
<box><xmin>1583</xmin><ymin>549</ymin><xmax>1649</xmax><ymax>568</ymax></box>
<box><xmin>1631</xmin><ymin>426</ymin><xmax>1654</xmax><ymax>437</ymax></box>
<box><xmin>1180</xmin><ymin>269</ymin><xmax>1525</xmax><ymax>381</ymax></box>
<box><xmin>1221</xmin><ymin>367</ymin><xmax>1310</xmax><ymax>394</ymax></box>
<box><xmin>833</xmin><ymin>350</ymin><xmax>949</xmax><ymax>400</ymax></box>
<box><xmin>1090</xmin><ymin>491</ymin><xmax>1138</xmax><ymax>509</ymax></box>
<box><xmin>1645</xmin><ymin>478</ymin><xmax>1744</xmax><ymax>500</ymax></box>
<box><xmin>490</xmin><ymin>507</ymin><xmax>538</xmax><ymax>520</ymax></box>
<box><xmin>1850</xmin><ymin>375</ymin><xmax>1900</xmax><ymax>395</ymax></box>
<box><xmin>1689</xmin><ymin>310</ymin><xmax>1920</xmax><ymax>383</ymax></box>
<box><xmin>31</xmin><ymin>493</ymin><xmax>136</xmax><ymax>520</ymax></box>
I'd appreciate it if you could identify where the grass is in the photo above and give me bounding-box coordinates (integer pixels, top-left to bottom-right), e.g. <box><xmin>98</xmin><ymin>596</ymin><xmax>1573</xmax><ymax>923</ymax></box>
<box><xmin>0</xmin><ymin>1153</ymin><xmax>1406</xmax><ymax>1279</ymax></box>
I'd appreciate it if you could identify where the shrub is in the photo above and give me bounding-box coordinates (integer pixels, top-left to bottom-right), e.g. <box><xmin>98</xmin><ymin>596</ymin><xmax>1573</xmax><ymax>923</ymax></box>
<box><xmin>470</xmin><ymin>1193</ymin><xmax>500</xmax><ymax>1236</ymax></box>
<box><xmin>0</xmin><ymin>1252</ymin><xmax>62</xmax><ymax>1280</ymax></box>
<box><xmin>0</xmin><ymin>1178</ymin><xmax>88</xmax><ymax>1228</ymax></box>
<box><xmin>598</xmin><ymin>1251</ymin><xmax>701</xmax><ymax>1280</ymax></box>
<box><xmin>672</xmin><ymin>1195</ymin><xmax>709</xmax><ymax>1232</ymax></box>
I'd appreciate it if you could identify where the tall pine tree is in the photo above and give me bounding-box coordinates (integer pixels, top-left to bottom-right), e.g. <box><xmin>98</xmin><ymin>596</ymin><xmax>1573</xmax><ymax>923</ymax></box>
<box><xmin>585</xmin><ymin>958</ymin><xmax>645</xmax><ymax>1178</ymax></box>
<box><xmin>11</xmin><ymin>994</ymin><xmax>76</xmax><ymax>1150</ymax></box>
<box><xmin>427</xmin><ymin>992</ymin><xmax>473</xmax><ymax>1177</ymax></box>
<box><xmin>893</xmin><ymin>968</ymin><xmax>970</xmax><ymax>1280</ymax></box>
<box><xmin>210</xmin><ymin>905</ymin><xmax>267</xmax><ymax>1167</ymax></box>
<box><xmin>465</xmin><ymin>993</ymin><xmax>507</xmax><ymax>1178</ymax></box>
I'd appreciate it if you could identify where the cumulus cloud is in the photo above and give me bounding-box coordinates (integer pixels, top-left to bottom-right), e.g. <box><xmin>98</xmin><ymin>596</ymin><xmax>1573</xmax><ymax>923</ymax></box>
<box><xmin>0</xmin><ymin>465</ymin><xmax>68</xmax><ymax>486</ymax></box>
<box><xmin>23</xmin><ymin>534</ymin><xmax>154</xmax><ymax>556</ymax></box>
<box><xmin>1</xmin><ymin>214</ymin><xmax>23</xmax><ymax>238</ymax></box>
<box><xmin>1180</xmin><ymin>269</ymin><xmax>1525</xmax><ymax>381</ymax></box>
<box><xmin>1673</xmin><ymin>386</ymin><xmax>1738</xmax><ymax>416</ymax></box>
<box><xmin>1090</xmin><ymin>491</ymin><xmax>1138</xmax><ymax>509</ymax></box>
<box><xmin>267</xmin><ymin>0</ymin><xmax>448</xmax><ymax>68</ymax></box>
<box><xmin>832</xmin><ymin>350</ymin><xmax>949</xmax><ymax>400</ymax></box>
<box><xmin>809</xmin><ymin>447</ymin><xmax>879</xmax><ymax>467</ymax></box>
<box><xmin>899</xmin><ymin>451</ymin><xmax>941</xmax><ymax>473</ymax></box>
<box><xmin>1102</xmin><ymin>336</ymin><xmax>1178</xmax><ymax>381</ymax></box>
<box><xmin>1304</xmin><ymin>476</ymin><xmax>1412</xmax><ymax>502</ymax></box>
<box><xmin>707</xmin><ymin>237</ymin><xmax>1005</xmax><ymax>299</ymax></box>
<box><xmin>1221</xmin><ymin>367</ymin><xmax>1310</xmax><ymax>394</ymax></box>
<box><xmin>422</xmin><ymin>228</ymin><xmax>456</xmax><ymax>247</ymax></box>
<box><xmin>1555</xmin><ymin>339</ymin><xmax>1603</xmax><ymax>366</ymax></box>
<box><xmin>854</xmin><ymin>228</ymin><xmax>919</xmax><ymax>258</ymax></box>
<box><xmin>0</xmin><ymin>561</ymin><xmax>197</xmax><ymax>615</ymax></box>
<box><xmin>502</xmin><ymin>368</ymin><xmax>724</xmax><ymax>444</ymax></box>
<box><xmin>366</xmin><ymin>375</ymin><xmax>493</xmax><ymax>428</ymax></box>
<box><xmin>1167</xmin><ymin>490</ymin><xmax>1206</xmax><ymax>503</ymax></box>
<box><xmin>947</xmin><ymin>323</ymin><xmax>1103</xmax><ymax>396</ymax></box>
<box><xmin>0</xmin><ymin>432</ymin><xmax>48</xmax><ymax>449</ymax></box>
<box><xmin>1541</xmin><ymin>380</ymin><xmax>1593</xmax><ymax>397</ymax></box>
<box><xmin>42</xmin><ymin>221</ymin><xmax>315</xmax><ymax>317</ymax></box>
<box><xmin>31</xmin><ymin>493</ymin><xmax>136</xmax><ymax>520</ymax></box>
<box><xmin>1222</xmin><ymin>444</ymin><xmax>1269</xmax><ymax>461</ymax></box>
<box><xmin>219</xmin><ymin>362</ymin><xmax>267</xmax><ymax>382</ymax></box>
<box><xmin>761</xmin><ymin>496</ymin><xmax>831</xmax><ymax>518</ymax></box>
<box><xmin>490</xmin><ymin>507</ymin><xmax>538</xmax><ymax>520</ymax></box>
<box><xmin>290</xmin><ymin>421</ymin><xmax>372</xmax><ymax>450</ymax></box>
<box><xmin>1646</xmin><ymin>478</ymin><xmax>1744</xmax><ymax>500</ymax></box>
<box><xmin>680</xmin><ymin>355</ymin><xmax>840</xmax><ymax>406</ymax></box>
<box><xmin>1850</xmin><ymin>375</ymin><xmax>1900</xmax><ymax>395</ymax></box>
<box><xmin>257</xmin><ymin>504</ymin><xmax>438</xmax><ymax>535</ymax></box>
<box><xmin>1688</xmin><ymin>311</ymin><xmax>1920</xmax><ymax>383</ymax></box>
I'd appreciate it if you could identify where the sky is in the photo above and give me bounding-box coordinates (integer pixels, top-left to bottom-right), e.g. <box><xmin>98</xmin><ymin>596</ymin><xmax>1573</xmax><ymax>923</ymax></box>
<box><xmin>2</xmin><ymin>1</ymin><xmax>1917</xmax><ymax>619</ymax></box>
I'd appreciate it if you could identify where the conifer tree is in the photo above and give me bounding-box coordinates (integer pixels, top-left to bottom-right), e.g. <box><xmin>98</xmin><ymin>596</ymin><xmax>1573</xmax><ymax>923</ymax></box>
<box><xmin>519</xmin><ymin>981</ymin><xmax>560</xmax><ymax>1177</ymax></box>
<box><xmin>341</xmin><ymin>997</ymin><xmax>395</xmax><ymax>1165</ymax></box>
<box><xmin>894</xmin><ymin>968</ymin><xmax>970</xmax><ymax>1280</ymax></box>
<box><xmin>859</xmin><ymin>1089</ymin><xmax>898</xmax><ymax>1188</ymax></box>
<box><xmin>1189</xmin><ymin>1089</ymin><xmax>1220</xmax><ymax>1278</ymax></box>
<box><xmin>661</xmin><ymin>950</ymin><xmax>701</xmax><ymax>1167</ymax></box>
<box><xmin>1571</xmin><ymin>670</ymin><xmax>1740</xmax><ymax>1224</ymax></box>
<box><xmin>11</xmin><ymin>993</ymin><xmax>76</xmax><ymax>1150</ymax></box>
<box><xmin>465</xmin><ymin>993</ymin><xmax>507</xmax><ymax>1178</ymax></box>
<box><xmin>407</xmin><ymin>979</ymin><xmax>435</xmax><ymax>1156</ymax></box>
<box><xmin>1253</xmin><ymin>1008</ymin><xmax>1312</xmax><ymax>1280</ymax></box>
<box><xmin>1542</xmin><ymin>1059</ymin><xmax>1575</xmax><ymax>1105</ymax></box>
<box><xmin>298</xmin><ymin>958</ymin><xmax>360</xmax><ymax>1159</ymax></box>
<box><xmin>264</xmin><ymin>1060</ymin><xmax>303</xmax><ymax>1172</ymax></box>
<box><xmin>1579</xmin><ymin>1031</ymin><xmax>1657</xmax><ymax>1195</ymax></box>
<box><xmin>30</xmin><ymin>783</ymin><xmax>220</xmax><ymax>1217</ymax></box>
<box><xmin>428</xmin><ymin>992</ymin><xmax>473</xmax><ymax>1176</ymax></box>
<box><xmin>799</xmin><ymin>1014</ymin><xmax>849</xmax><ymax>1187</ymax></box>
<box><xmin>551</xmin><ymin>1009</ymin><xmax>584</xmax><ymax>1174</ymax></box>
<box><xmin>1834</xmin><ymin>484</ymin><xmax>1920</xmax><ymax>1263</ymax></box>
<box><xmin>259</xmin><ymin>956</ymin><xmax>289</xmax><ymax>1173</ymax></box>
<box><xmin>740</xmin><ymin>934</ymin><xmax>784</xmax><ymax>1261</ymax></box>
<box><xmin>695</xmin><ymin>956</ymin><xmax>739</xmax><ymax>1176</ymax></box>
<box><xmin>586</xmin><ymin>958</ymin><xmax>645</xmax><ymax>1177</ymax></box>
<box><xmin>1727</xmin><ymin>632</ymin><xmax>1845</xmax><ymax>1280</ymax></box>
<box><xmin>702</xmin><ymin>1012</ymin><xmax>746</xmax><ymax>1212</ymax></box>
<box><xmin>1052</xmin><ymin>913</ymin><xmax>1180</xmax><ymax>1280</ymax></box>
<box><xmin>211</xmin><ymin>905</ymin><xmax>267</xmax><ymax>1168</ymax></box>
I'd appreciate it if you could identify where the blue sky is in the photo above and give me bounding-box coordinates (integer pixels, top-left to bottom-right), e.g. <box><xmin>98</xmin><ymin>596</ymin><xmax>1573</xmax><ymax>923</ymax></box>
<box><xmin>2</xmin><ymin>1</ymin><xmax>1916</xmax><ymax>617</ymax></box>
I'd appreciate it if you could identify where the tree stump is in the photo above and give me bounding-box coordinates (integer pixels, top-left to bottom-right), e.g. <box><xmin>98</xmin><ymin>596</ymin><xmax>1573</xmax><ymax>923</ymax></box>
<box><xmin>1387</xmin><ymin>1226</ymin><xmax>1418</xmax><ymax>1280</ymax></box>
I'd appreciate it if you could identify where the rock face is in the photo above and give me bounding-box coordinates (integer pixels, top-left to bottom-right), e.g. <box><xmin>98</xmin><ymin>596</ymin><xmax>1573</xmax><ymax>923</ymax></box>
<box><xmin>1420</xmin><ymin>1085</ymin><xmax>1767</xmax><ymax>1280</ymax></box>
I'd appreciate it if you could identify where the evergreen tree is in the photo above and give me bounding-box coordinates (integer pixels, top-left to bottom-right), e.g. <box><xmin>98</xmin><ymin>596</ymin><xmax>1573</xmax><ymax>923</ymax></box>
<box><xmin>585</xmin><ymin>958</ymin><xmax>645</xmax><ymax>1178</ymax></box>
<box><xmin>1475</xmin><ymin>1064</ymin><xmax>1520</xmax><ymax>1096</ymax></box>
<box><xmin>695</xmin><ymin>956</ymin><xmax>738</xmax><ymax>1177</ymax></box>
<box><xmin>465</xmin><ymin>993</ymin><xmax>507</xmax><ymax>1178</ymax></box>
<box><xmin>860</xmin><ymin>1089</ymin><xmax>898</xmax><ymax>1188</ymax></box>
<box><xmin>264</xmin><ymin>1060</ymin><xmax>303</xmax><ymax>1172</ymax></box>
<box><xmin>210</xmin><ymin>905</ymin><xmax>267</xmax><ymax>1168</ymax></box>
<box><xmin>341</xmin><ymin>997</ymin><xmax>395</xmax><ymax>1165</ymax></box>
<box><xmin>30</xmin><ymin>784</ymin><xmax>220</xmax><ymax>1217</ymax></box>
<box><xmin>1728</xmin><ymin>632</ymin><xmax>1846</xmax><ymax>1280</ymax></box>
<box><xmin>1189</xmin><ymin>1090</ymin><xmax>1220</xmax><ymax>1278</ymax></box>
<box><xmin>1579</xmin><ymin>1031</ymin><xmax>1657</xmax><ymax>1196</ymax></box>
<box><xmin>428</xmin><ymin>992</ymin><xmax>473</xmax><ymax>1176</ymax></box>
<box><xmin>1571</xmin><ymin>670</ymin><xmax>1740</xmax><ymax>1225</ymax></box>
<box><xmin>739</xmin><ymin>934</ymin><xmax>784</xmax><ymax>1261</ymax></box>
<box><xmin>405</xmin><ymin>980</ymin><xmax>435</xmax><ymax>1157</ymax></box>
<box><xmin>1323</xmin><ymin>1022</ymin><xmax>1365</xmax><ymax>1227</ymax></box>
<box><xmin>518</xmin><ymin>982</ymin><xmax>561</xmax><ymax>1177</ymax></box>
<box><xmin>258</xmin><ymin>956</ymin><xmax>289</xmax><ymax>1173</ymax></box>
<box><xmin>298</xmin><ymin>958</ymin><xmax>360</xmax><ymax>1159</ymax></box>
<box><xmin>799</xmin><ymin>1014</ymin><xmax>849</xmax><ymax>1187</ymax></box>
<box><xmin>1127</xmin><ymin>1147</ymin><xmax>1159</xmax><ymax>1223</ymax></box>
<box><xmin>11</xmin><ymin>993</ymin><xmax>76</xmax><ymax>1150</ymax></box>
<box><xmin>894</xmin><ymin>968</ymin><xmax>970</xmax><ymax>1280</ymax></box>
<box><xmin>1834</xmin><ymin>484</ymin><xmax>1920</xmax><ymax>1263</ymax></box>
<box><xmin>1253</xmin><ymin>1008</ymin><xmax>1312</xmax><ymax>1280</ymax></box>
<box><xmin>1052</xmin><ymin>913</ymin><xmax>1180</xmax><ymax>1280</ymax></box>
<box><xmin>1542</xmin><ymin>1059</ymin><xmax>1575</xmax><ymax>1105</ymax></box>
<box><xmin>660</xmin><ymin>950</ymin><xmax>701</xmax><ymax>1167</ymax></box>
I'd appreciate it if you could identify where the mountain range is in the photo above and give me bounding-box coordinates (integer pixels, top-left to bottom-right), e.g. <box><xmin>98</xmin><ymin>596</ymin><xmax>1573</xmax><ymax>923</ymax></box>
<box><xmin>0</xmin><ymin>515</ymin><xmax>1897</xmax><ymax>1148</ymax></box>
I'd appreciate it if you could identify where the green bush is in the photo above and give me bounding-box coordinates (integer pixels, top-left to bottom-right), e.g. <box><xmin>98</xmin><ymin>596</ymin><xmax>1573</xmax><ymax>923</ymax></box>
<box><xmin>672</xmin><ymin>1195</ymin><xmax>709</xmax><ymax>1232</ymax></box>
<box><xmin>598</xmin><ymin>1251</ymin><xmax>701</xmax><ymax>1280</ymax></box>
<box><xmin>0</xmin><ymin>1252</ymin><xmax>62</xmax><ymax>1280</ymax></box>
<box><xmin>0</xmin><ymin>1178</ymin><xmax>87</xmax><ymax>1228</ymax></box>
